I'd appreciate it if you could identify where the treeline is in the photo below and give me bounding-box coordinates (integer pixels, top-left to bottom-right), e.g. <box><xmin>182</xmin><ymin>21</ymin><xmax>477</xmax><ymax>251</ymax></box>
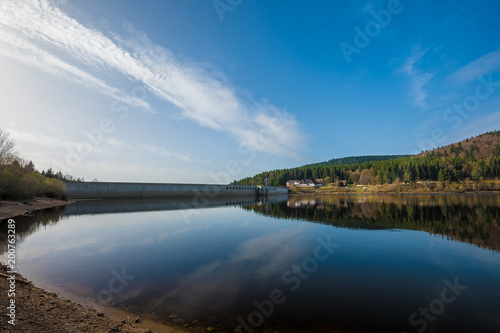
<box><xmin>40</xmin><ymin>168</ymin><xmax>85</xmax><ymax>182</ymax></box>
<box><xmin>303</xmin><ymin>155</ymin><xmax>408</xmax><ymax>168</ymax></box>
<box><xmin>234</xmin><ymin>131</ymin><xmax>500</xmax><ymax>186</ymax></box>
<box><xmin>0</xmin><ymin>129</ymin><xmax>67</xmax><ymax>200</ymax></box>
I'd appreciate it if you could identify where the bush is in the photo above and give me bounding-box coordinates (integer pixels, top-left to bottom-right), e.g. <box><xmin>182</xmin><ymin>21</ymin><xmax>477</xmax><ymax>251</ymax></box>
<box><xmin>0</xmin><ymin>129</ymin><xmax>68</xmax><ymax>200</ymax></box>
<box><xmin>41</xmin><ymin>178</ymin><xmax>67</xmax><ymax>199</ymax></box>
<box><xmin>0</xmin><ymin>165</ymin><xmax>66</xmax><ymax>200</ymax></box>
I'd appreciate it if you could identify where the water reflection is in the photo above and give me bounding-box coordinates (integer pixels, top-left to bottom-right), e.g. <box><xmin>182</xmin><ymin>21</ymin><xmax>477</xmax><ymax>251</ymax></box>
<box><xmin>0</xmin><ymin>194</ymin><xmax>499</xmax><ymax>333</ymax></box>
<box><xmin>0</xmin><ymin>206</ymin><xmax>66</xmax><ymax>254</ymax></box>
<box><xmin>246</xmin><ymin>194</ymin><xmax>500</xmax><ymax>252</ymax></box>
<box><xmin>0</xmin><ymin>195</ymin><xmax>287</xmax><ymax>252</ymax></box>
<box><xmin>64</xmin><ymin>195</ymin><xmax>288</xmax><ymax>216</ymax></box>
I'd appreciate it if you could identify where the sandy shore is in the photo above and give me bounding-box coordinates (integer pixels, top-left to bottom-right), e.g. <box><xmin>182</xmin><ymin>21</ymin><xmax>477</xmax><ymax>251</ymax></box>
<box><xmin>0</xmin><ymin>197</ymin><xmax>73</xmax><ymax>221</ymax></box>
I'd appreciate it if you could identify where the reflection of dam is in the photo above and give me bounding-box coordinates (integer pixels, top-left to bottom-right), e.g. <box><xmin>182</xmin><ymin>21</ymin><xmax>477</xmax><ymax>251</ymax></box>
<box><xmin>0</xmin><ymin>195</ymin><xmax>288</xmax><ymax>254</ymax></box>
<box><xmin>65</xmin><ymin>181</ymin><xmax>288</xmax><ymax>199</ymax></box>
<box><xmin>64</xmin><ymin>195</ymin><xmax>289</xmax><ymax>216</ymax></box>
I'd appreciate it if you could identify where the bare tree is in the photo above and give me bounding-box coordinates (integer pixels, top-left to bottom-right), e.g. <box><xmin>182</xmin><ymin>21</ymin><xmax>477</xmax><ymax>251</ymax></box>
<box><xmin>359</xmin><ymin>169</ymin><xmax>372</xmax><ymax>185</ymax></box>
<box><xmin>0</xmin><ymin>128</ymin><xmax>18</xmax><ymax>165</ymax></box>
<box><xmin>349</xmin><ymin>170</ymin><xmax>361</xmax><ymax>184</ymax></box>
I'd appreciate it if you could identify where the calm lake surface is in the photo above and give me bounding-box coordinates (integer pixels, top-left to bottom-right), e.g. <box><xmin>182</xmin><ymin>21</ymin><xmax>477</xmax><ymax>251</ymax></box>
<box><xmin>1</xmin><ymin>194</ymin><xmax>500</xmax><ymax>332</ymax></box>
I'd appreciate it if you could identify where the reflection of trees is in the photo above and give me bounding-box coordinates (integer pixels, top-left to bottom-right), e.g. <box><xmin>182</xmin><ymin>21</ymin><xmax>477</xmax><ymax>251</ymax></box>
<box><xmin>0</xmin><ymin>206</ymin><xmax>66</xmax><ymax>255</ymax></box>
<box><xmin>244</xmin><ymin>195</ymin><xmax>500</xmax><ymax>252</ymax></box>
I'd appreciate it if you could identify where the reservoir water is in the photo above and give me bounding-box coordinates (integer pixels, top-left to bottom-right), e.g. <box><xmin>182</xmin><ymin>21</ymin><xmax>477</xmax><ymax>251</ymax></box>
<box><xmin>1</xmin><ymin>194</ymin><xmax>499</xmax><ymax>332</ymax></box>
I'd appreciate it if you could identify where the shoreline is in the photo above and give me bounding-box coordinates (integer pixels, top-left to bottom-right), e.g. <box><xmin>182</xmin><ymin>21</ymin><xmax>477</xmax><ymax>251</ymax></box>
<box><xmin>0</xmin><ymin>263</ymin><xmax>190</xmax><ymax>333</ymax></box>
<box><xmin>0</xmin><ymin>197</ymin><xmax>73</xmax><ymax>221</ymax></box>
<box><xmin>288</xmin><ymin>190</ymin><xmax>500</xmax><ymax>195</ymax></box>
<box><xmin>287</xmin><ymin>181</ymin><xmax>500</xmax><ymax>195</ymax></box>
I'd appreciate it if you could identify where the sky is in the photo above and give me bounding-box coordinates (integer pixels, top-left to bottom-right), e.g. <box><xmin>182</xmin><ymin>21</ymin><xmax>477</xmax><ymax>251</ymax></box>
<box><xmin>0</xmin><ymin>0</ymin><xmax>499</xmax><ymax>183</ymax></box>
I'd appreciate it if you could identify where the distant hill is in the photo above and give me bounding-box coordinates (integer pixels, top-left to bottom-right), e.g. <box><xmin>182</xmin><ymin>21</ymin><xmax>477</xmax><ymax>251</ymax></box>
<box><xmin>233</xmin><ymin>130</ymin><xmax>500</xmax><ymax>187</ymax></box>
<box><xmin>303</xmin><ymin>155</ymin><xmax>409</xmax><ymax>168</ymax></box>
<box><xmin>417</xmin><ymin>130</ymin><xmax>500</xmax><ymax>160</ymax></box>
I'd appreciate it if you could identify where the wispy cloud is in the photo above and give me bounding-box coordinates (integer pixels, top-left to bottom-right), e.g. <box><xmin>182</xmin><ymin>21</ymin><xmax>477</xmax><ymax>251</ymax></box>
<box><xmin>400</xmin><ymin>48</ymin><xmax>433</xmax><ymax>110</ymax></box>
<box><xmin>0</xmin><ymin>0</ymin><xmax>306</xmax><ymax>158</ymax></box>
<box><xmin>0</xmin><ymin>3</ymin><xmax>150</xmax><ymax>110</ymax></box>
<box><xmin>446</xmin><ymin>48</ymin><xmax>500</xmax><ymax>86</ymax></box>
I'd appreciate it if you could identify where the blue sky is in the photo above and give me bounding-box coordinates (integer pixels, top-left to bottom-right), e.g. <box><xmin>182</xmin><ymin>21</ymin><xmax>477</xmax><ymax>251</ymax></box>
<box><xmin>1</xmin><ymin>0</ymin><xmax>499</xmax><ymax>183</ymax></box>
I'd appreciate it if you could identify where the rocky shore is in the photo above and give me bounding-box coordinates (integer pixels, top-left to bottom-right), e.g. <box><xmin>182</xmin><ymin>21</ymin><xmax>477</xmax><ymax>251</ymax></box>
<box><xmin>0</xmin><ymin>197</ymin><xmax>72</xmax><ymax>221</ymax></box>
<box><xmin>0</xmin><ymin>263</ymin><xmax>158</xmax><ymax>333</ymax></box>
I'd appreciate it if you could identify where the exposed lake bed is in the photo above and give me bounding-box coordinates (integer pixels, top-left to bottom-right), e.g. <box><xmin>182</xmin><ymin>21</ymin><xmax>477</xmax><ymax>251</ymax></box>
<box><xmin>1</xmin><ymin>194</ymin><xmax>499</xmax><ymax>332</ymax></box>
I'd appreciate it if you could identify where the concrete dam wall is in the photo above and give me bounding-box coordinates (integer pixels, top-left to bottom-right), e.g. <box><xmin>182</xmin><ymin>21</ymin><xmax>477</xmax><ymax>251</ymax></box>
<box><xmin>64</xmin><ymin>181</ymin><xmax>288</xmax><ymax>199</ymax></box>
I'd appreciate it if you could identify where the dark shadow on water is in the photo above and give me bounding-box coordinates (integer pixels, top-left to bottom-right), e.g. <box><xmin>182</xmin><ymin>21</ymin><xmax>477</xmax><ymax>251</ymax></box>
<box><xmin>0</xmin><ymin>206</ymin><xmax>66</xmax><ymax>254</ymax></box>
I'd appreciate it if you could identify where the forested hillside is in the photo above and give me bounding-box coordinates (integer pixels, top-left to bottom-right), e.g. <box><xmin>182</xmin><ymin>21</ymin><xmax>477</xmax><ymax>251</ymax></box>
<box><xmin>234</xmin><ymin>131</ymin><xmax>500</xmax><ymax>187</ymax></box>
<box><xmin>303</xmin><ymin>155</ymin><xmax>408</xmax><ymax>168</ymax></box>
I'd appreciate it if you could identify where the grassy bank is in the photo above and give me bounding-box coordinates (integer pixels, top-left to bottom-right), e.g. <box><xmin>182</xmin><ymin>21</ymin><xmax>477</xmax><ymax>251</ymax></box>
<box><xmin>288</xmin><ymin>179</ymin><xmax>500</xmax><ymax>194</ymax></box>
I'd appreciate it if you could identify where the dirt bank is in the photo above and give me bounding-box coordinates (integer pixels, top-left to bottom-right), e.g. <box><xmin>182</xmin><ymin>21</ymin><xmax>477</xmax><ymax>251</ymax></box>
<box><xmin>0</xmin><ymin>197</ymin><xmax>73</xmax><ymax>221</ymax></box>
<box><xmin>0</xmin><ymin>263</ymin><xmax>159</xmax><ymax>333</ymax></box>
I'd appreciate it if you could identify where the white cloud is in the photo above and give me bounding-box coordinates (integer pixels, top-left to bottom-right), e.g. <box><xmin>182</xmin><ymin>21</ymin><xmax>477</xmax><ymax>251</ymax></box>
<box><xmin>0</xmin><ymin>9</ymin><xmax>150</xmax><ymax>110</ymax></box>
<box><xmin>0</xmin><ymin>0</ymin><xmax>307</xmax><ymax>158</ymax></box>
<box><xmin>400</xmin><ymin>48</ymin><xmax>433</xmax><ymax>110</ymax></box>
<box><xmin>446</xmin><ymin>49</ymin><xmax>500</xmax><ymax>86</ymax></box>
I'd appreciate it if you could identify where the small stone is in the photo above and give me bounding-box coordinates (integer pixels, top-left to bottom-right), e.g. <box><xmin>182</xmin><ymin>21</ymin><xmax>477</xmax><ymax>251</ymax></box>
<box><xmin>169</xmin><ymin>314</ymin><xmax>178</xmax><ymax>319</ymax></box>
<box><xmin>206</xmin><ymin>327</ymin><xmax>214</xmax><ymax>332</ymax></box>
